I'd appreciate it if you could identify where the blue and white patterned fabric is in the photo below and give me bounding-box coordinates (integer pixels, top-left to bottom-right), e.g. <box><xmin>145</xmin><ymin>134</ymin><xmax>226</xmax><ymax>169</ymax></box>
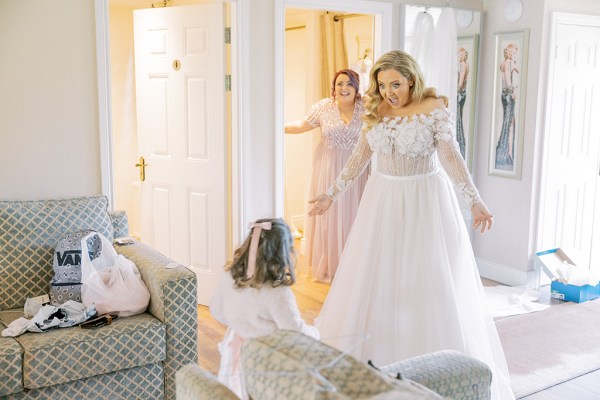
<box><xmin>0</xmin><ymin>196</ymin><xmax>198</xmax><ymax>400</ymax></box>
<box><xmin>241</xmin><ymin>330</ymin><xmax>443</xmax><ymax>399</ymax></box>
<box><xmin>176</xmin><ymin>364</ymin><xmax>239</xmax><ymax>400</ymax></box>
<box><xmin>381</xmin><ymin>350</ymin><xmax>493</xmax><ymax>400</ymax></box>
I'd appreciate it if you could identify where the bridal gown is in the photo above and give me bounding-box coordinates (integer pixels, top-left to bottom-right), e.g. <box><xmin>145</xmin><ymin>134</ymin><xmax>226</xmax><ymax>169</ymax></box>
<box><xmin>315</xmin><ymin>108</ymin><xmax>515</xmax><ymax>400</ymax></box>
<box><xmin>303</xmin><ymin>98</ymin><xmax>368</xmax><ymax>283</ymax></box>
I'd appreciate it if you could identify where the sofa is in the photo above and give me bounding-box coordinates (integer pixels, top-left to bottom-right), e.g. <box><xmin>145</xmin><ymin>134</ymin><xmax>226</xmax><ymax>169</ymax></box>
<box><xmin>176</xmin><ymin>330</ymin><xmax>493</xmax><ymax>399</ymax></box>
<box><xmin>0</xmin><ymin>195</ymin><xmax>198</xmax><ymax>400</ymax></box>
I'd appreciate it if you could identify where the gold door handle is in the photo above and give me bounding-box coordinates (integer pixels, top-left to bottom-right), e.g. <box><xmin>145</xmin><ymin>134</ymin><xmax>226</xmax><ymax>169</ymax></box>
<box><xmin>135</xmin><ymin>156</ymin><xmax>148</xmax><ymax>181</ymax></box>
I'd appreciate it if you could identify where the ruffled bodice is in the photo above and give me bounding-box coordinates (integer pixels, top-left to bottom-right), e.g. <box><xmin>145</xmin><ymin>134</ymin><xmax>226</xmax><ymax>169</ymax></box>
<box><xmin>326</xmin><ymin>108</ymin><xmax>482</xmax><ymax>207</ymax></box>
<box><xmin>306</xmin><ymin>98</ymin><xmax>364</xmax><ymax>150</ymax></box>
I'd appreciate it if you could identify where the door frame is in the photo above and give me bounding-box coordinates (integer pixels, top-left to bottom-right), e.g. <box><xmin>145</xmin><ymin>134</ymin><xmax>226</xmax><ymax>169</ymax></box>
<box><xmin>95</xmin><ymin>0</ymin><xmax>394</xmax><ymax>244</ymax></box>
<box><xmin>94</xmin><ymin>0</ymin><xmax>245</xmax><ymax>244</ymax></box>
<box><xmin>536</xmin><ymin>11</ymin><xmax>600</xmax><ymax>268</ymax></box>
<box><xmin>274</xmin><ymin>0</ymin><xmax>394</xmax><ymax>217</ymax></box>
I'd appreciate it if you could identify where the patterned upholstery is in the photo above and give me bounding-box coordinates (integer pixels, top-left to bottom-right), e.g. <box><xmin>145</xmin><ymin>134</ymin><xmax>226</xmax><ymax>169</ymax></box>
<box><xmin>109</xmin><ymin>210</ymin><xmax>129</xmax><ymax>238</ymax></box>
<box><xmin>0</xmin><ymin>311</ymin><xmax>165</xmax><ymax>389</ymax></box>
<box><xmin>380</xmin><ymin>350</ymin><xmax>492</xmax><ymax>400</ymax></box>
<box><xmin>176</xmin><ymin>364</ymin><xmax>239</xmax><ymax>400</ymax></box>
<box><xmin>116</xmin><ymin>241</ymin><xmax>199</xmax><ymax>400</ymax></box>
<box><xmin>5</xmin><ymin>363</ymin><xmax>164</xmax><ymax>400</ymax></box>
<box><xmin>0</xmin><ymin>196</ymin><xmax>114</xmax><ymax>310</ymax></box>
<box><xmin>241</xmin><ymin>330</ymin><xmax>442</xmax><ymax>400</ymax></box>
<box><xmin>0</xmin><ymin>196</ymin><xmax>198</xmax><ymax>400</ymax></box>
<box><xmin>0</xmin><ymin>323</ymin><xmax>22</xmax><ymax>397</ymax></box>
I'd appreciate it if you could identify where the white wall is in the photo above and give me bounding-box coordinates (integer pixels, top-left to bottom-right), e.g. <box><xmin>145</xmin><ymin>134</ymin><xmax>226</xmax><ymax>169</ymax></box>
<box><xmin>12</xmin><ymin>0</ymin><xmax>583</xmax><ymax>285</ymax></box>
<box><xmin>109</xmin><ymin>3</ymin><xmax>140</xmax><ymax>235</ymax></box>
<box><xmin>284</xmin><ymin>21</ymin><xmax>313</xmax><ymax>232</ymax></box>
<box><xmin>240</xmin><ymin>0</ymin><xmax>278</xmax><ymax>223</ymax></box>
<box><xmin>473</xmin><ymin>0</ymin><xmax>600</xmax><ymax>285</ymax></box>
<box><xmin>0</xmin><ymin>0</ymin><xmax>100</xmax><ymax>200</ymax></box>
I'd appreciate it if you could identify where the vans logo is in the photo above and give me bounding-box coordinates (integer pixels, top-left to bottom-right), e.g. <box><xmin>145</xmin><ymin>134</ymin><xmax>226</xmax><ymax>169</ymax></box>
<box><xmin>56</xmin><ymin>250</ymin><xmax>82</xmax><ymax>266</ymax></box>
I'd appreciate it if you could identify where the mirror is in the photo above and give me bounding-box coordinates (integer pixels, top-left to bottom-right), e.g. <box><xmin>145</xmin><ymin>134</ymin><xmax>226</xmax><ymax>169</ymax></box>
<box><xmin>405</xmin><ymin>5</ymin><xmax>482</xmax><ymax>172</ymax></box>
<box><xmin>283</xmin><ymin>7</ymin><xmax>376</xmax><ymax>281</ymax></box>
<box><xmin>281</xmin><ymin>4</ymin><xmax>482</xmax><ymax>279</ymax></box>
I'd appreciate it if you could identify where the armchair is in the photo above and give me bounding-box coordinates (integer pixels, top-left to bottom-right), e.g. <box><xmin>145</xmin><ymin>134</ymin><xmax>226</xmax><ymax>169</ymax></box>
<box><xmin>0</xmin><ymin>195</ymin><xmax>198</xmax><ymax>399</ymax></box>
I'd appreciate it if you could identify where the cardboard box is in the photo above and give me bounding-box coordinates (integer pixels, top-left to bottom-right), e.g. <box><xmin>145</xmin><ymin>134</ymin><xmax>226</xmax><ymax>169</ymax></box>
<box><xmin>550</xmin><ymin>280</ymin><xmax>600</xmax><ymax>303</ymax></box>
<box><xmin>536</xmin><ymin>247</ymin><xmax>600</xmax><ymax>302</ymax></box>
<box><xmin>535</xmin><ymin>248</ymin><xmax>576</xmax><ymax>286</ymax></box>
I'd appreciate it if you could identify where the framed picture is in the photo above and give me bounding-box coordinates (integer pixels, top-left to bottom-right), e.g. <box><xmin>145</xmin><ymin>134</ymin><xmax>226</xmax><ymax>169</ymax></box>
<box><xmin>488</xmin><ymin>30</ymin><xmax>529</xmax><ymax>178</ymax></box>
<box><xmin>456</xmin><ymin>34</ymin><xmax>479</xmax><ymax>171</ymax></box>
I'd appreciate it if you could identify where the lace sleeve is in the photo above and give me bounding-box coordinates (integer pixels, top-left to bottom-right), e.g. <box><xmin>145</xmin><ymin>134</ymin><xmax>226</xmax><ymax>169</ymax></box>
<box><xmin>325</xmin><ymin>126</ymin><xmax>373</xmax><ymax>201</ymax></box>
<box><xmin>433</xmin><ymin>109</ymin><xmax>483</xmax><ymax>207</ymax></box>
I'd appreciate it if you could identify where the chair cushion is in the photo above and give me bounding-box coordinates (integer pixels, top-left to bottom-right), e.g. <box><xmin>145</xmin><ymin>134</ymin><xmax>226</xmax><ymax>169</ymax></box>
<box><xmin>0</xmin><ymin>323</ymin><xmax>23</xmax><ymax>396</ymax></box>
<box><xmin>380</xmin><ymin>350</ymin><xmax>492</xmax><ymax>399</ymax></box>
<box><xmin>0</xmin><ymin>196</ymin><xmax>114</xmax><ymax>310</ymax></box>
<box><xmin>0</xmin><ymin>310</ymin><xmax>165</xmax><ymax>389</ymax></box>
<box><xmin>176</xmin><ymin>363</ymin><xmax>239</xmax><ymax>400</ymax></box>
<box><xmin>241</xmin><ymin>330</ymin><xmax>441</xmax><ymax>399</ymax></box>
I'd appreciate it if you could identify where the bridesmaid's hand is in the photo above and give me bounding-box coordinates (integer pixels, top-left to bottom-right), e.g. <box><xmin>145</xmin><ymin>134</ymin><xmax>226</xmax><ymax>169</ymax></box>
<box><xmin>308</xmin><ymin>194</ymin><xmax>333</xmax><ymax>217</ymax></box>
<box><xmin>472</xmin><ymin>202</ymin><xmax>494</xmax><ymax>233</ymax></box>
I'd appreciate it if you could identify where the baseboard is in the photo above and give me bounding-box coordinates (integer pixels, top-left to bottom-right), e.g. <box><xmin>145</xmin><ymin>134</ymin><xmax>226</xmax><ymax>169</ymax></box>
<box><xmin>476</xmin><ymin>257</ymin><xmax>530</xmax><ymax>287</ymax></box>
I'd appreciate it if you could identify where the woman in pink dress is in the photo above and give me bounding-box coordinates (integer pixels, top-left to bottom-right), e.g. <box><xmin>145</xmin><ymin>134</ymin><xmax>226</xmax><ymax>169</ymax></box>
<box><xmin>285</xmin><ymin>69</ymin><xmax>369</xmax><ymax>283</ymax></box>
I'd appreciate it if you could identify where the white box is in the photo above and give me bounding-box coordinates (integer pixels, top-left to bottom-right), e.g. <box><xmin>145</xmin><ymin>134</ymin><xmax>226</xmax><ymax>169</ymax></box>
<box><xmin>535</xmin><ymin>248</ymin><xmax>576</xmax><ymax>286</ymax></box>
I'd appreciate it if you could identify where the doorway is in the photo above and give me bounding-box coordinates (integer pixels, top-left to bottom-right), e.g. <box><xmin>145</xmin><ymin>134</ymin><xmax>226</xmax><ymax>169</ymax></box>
<box><xmin>283</xmin><ymin>8</ymin><xmax>375</xmax><ymax>251</ymax></box>
<box><xmin>276</xmin><ymin>0</ymin><xmax>393</xmax><ymax>260</ymax></box>
<box><xmin>102</xmin><ymin>0</ymin><xmax>231</xmax><ymax>304</ymax></box>
<box><xmin>537</xmin><ymin>12</ymin><xmax>600</xmax><ymax>272</ymax></box>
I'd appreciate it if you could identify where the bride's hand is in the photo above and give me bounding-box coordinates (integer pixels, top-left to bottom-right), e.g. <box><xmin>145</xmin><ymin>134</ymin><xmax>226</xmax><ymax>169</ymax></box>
<box><xmin>308</xmin><ymin>194</ymin><xmax>333</xmax><ymax>217</ymax></box>
<box><xmin>472</xmin><ymin>202</ymin><xmax>493</xmax><ymax>233</ymax></box>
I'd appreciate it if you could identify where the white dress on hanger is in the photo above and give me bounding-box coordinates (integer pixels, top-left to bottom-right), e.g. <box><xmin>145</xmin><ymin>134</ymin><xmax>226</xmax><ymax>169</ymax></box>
<box><xmin>315</xmin><ymin>108</ymin><xmax>515</xmax><ymax>400</ymax></box>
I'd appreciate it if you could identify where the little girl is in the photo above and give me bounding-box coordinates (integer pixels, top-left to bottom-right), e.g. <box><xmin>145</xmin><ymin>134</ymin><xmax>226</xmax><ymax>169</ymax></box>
<box><xmin>209</xmin><ymin>218</ymin><xmax>319</xmax><ymax>399</ymax></box>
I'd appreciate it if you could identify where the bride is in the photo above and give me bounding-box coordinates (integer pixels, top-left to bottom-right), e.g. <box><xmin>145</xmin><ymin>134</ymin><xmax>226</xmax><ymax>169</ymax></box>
<box><xmin>308</xmin><ymin>50</ymin><xmax>515</xmax><ymax>400</ymax></box>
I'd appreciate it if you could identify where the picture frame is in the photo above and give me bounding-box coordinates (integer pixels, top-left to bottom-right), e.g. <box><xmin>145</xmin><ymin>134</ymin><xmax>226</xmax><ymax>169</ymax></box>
<box><xmin>456</xmin><ymin>34</ymin><xmax>479</xmax><ymax>171</ymax></box>
<box><xmin>488</xmin><ymin>30</ymin><xmax>529</xmax><ymax>178</ymax></box>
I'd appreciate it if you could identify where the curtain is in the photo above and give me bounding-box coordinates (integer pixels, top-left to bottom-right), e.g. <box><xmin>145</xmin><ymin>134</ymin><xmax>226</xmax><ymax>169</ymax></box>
<box><xmin>408</xmin><ymin>8</ymin><xmax>457</xmax><ymax>113</ymax></box>
<box><xmin>320</xmin><ymin>13</ymin><xmax>348</xmax><ymax>98</ymax></box>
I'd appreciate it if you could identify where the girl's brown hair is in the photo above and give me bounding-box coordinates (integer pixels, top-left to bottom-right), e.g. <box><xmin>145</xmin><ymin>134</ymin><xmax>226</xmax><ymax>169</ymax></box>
<box><xmin>226</xmin><ymin>218</ymin><xmax>296</xmax><ymax>289</ymax></box>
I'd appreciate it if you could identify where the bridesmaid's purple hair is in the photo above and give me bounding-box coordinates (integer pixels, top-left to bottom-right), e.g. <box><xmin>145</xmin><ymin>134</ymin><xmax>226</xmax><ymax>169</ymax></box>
<box><xmin>331</xmin><ymin>69</ymin><xmax>361</xmax><ymax>100</ymax></box>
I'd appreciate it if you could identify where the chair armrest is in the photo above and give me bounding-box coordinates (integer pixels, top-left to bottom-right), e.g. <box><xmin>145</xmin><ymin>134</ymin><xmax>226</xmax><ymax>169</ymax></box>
<box><xmin>115</xmin><ymin>241</ymin><xmax>198</xmax><ymax>400</ymax></box>
<box><xmin>380</xmin><ymin>350</ymin><xmax>492</xmax><ymax>400</ymax></box>
<box><xmin>176</xmin><ymin>364</ymin><xmax>239</xmax><ymax>400</ymax></box>
<box><xmin>108</xmin><ymin>210</ymin><xmax>129</xmax><ymax>238</ymax></box>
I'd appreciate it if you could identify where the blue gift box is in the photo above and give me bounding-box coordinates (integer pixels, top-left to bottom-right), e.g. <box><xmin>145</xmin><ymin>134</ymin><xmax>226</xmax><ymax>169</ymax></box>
<box><xmin>550</xmin><ymin>280</ymin><xmax>600</xmax><ymax>303</ymax></box>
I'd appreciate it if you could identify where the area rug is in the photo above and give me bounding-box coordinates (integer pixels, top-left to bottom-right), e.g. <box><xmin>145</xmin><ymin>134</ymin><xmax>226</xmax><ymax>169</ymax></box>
<box><xmin>485</xmin><ymin>285</ymin><xmax>549</xmax><ymax>318</ymax></box>
<box><xmin>496</xmin><ymin>298</ymin><xmax>600</xmax><ymax>398</ymax></box>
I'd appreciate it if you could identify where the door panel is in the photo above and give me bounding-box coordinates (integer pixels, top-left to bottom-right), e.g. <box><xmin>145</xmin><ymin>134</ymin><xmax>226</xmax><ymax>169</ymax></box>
<box><xmin>134</xmin><ymin>4</ymin><xmax>227</xmax><ymax>304</ymax></box>
<box><xmin>540</xmin><ymin>22</ymin><xmax>600</xmax><ymax>270</ymax></box>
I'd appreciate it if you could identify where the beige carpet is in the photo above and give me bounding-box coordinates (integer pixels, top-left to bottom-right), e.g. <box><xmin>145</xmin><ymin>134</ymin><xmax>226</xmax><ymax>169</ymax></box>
<box><xmin>496</xmin><ymin>298</ymin><xmax>600</xmax><ymax>398</ymax></box>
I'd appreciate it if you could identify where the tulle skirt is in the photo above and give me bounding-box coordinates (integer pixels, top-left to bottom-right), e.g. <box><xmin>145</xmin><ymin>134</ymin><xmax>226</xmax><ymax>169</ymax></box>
<box><xmin>304</xmin><ymin>142</ymin><xmax>368</xmax><ymax>283</ymax></box>
<box><xmin>217</xmin><ymin>327</ymin><xmax>247</xmax><ymax>399</ymax></box>
<box><xmin>315</xmin><ymin>170</ymin><xmax>514</xmax><ymax>400</ymax></box>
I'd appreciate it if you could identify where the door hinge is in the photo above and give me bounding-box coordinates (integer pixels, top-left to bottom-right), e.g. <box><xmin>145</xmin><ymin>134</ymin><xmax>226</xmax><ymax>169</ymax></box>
<box><xmin>225</xmin><ymin>74</ymin><xmax>231</xmax><ymax>92</ymax></box>
<box><xmin>224</xmin><ymin>27</ymin><xmax>231</xmax><ymax>44</ymax></box>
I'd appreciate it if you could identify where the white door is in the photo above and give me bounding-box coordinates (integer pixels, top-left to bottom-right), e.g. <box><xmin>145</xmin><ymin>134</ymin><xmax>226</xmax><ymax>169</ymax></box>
<box><xmin>134</xmin><ymin>4</ymin><xmax>227</xmax><ymax>304</ymax></box>
<box><xmin>539</xmin><ymin>19</ymin><xmax>600</xmax><ymax>271</ymax></box>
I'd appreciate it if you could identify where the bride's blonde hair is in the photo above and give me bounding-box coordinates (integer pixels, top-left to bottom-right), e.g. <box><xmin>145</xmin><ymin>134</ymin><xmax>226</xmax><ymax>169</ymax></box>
<box><xmin>363</xmin><ymin>50</ymin><xmax>448</xmax><ymax>133</ymax></box>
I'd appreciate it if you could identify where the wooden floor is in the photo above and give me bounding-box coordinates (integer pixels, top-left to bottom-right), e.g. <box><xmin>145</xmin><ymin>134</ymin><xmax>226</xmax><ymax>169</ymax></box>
<box><xmin>197</xmin><ymin>241</ymin><xmax>600</xmax><ymax>399</ymax></box>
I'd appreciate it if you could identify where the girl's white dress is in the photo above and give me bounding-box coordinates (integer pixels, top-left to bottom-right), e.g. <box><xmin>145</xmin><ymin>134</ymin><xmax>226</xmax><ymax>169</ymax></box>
<box><xmin>303</xmin><ymin>98</ymin><xmax>369</xmax><ymax>283</ymax></box>
<box><xmin>315</xmin><ymin>108</ymin><xmax>515</xmax><ymax>400</ymax></box>
<box><xmin>210</xmin><ymin>274</ymin><xmax>319</xmax><ymax>399</ymax></box>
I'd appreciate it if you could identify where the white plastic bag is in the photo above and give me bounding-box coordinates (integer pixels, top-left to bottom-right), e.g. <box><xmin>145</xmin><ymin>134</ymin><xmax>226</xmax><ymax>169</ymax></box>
<box><xmin>80</xmin><ymin>232</ymin><xmax>150</xmax><ymax>317</ymax></box>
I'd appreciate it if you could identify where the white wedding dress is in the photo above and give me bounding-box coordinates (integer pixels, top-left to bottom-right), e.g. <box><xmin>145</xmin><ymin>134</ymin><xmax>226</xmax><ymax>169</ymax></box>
<box><xmin>316</xmin><ymin>108</ymin><xmax>515</xmax><ymax>400</ymax></box>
